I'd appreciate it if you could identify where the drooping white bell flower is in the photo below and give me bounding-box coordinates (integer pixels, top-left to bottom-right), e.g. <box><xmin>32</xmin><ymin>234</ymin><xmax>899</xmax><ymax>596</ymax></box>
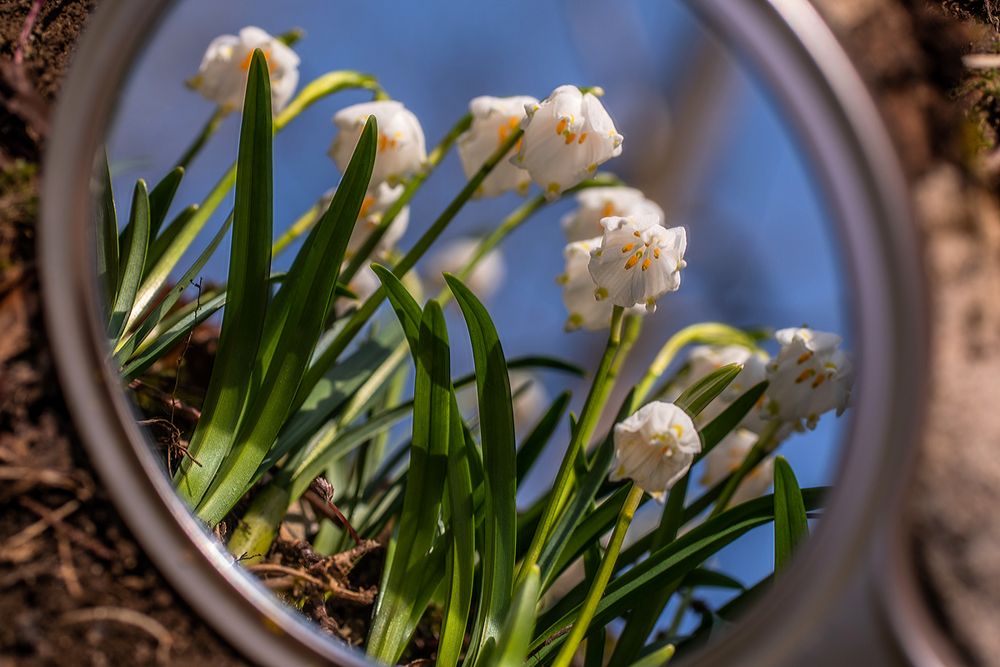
<box><xmin>425</xmin><ymin>237</ymin><xmax>505</xmax><ymax>301</ymax></box>
<box><xmin>318</xmin><ymin>182</ymin><xmax>409</xmax><ymax>261</ymax></box>
<box><xmin>561</xmin><ymin>187</ymin><xmax>665</xmax><ymax>242</ymax></box>
<box><xmin>610</xmin><ymin>401</ymin><xmax>701</xmax><ymax>500</ymax></box>
<box><xmin>764</xmin><ymin>327</ymin><xmax>853</xmax><ymax>430</ymax></box>
<box><xmin>334</xmin><ymin>264</ymin><xmax>380</xmax><ymax>318</ymax></box>
<box><xmin>558</xmin><ymin>237</ymin><xmax>616</xmax><ymax>331</ymax></box>
<box><xmin>329</xmin><ymin>100</ymin><xmax>427</xmax><ymax>187</ymax></box>
<box><xmin>513</xmin><ymin>85</ymin><xmax>623</xmax><ymax>199</ymax></box>
<box><xmin>684</xmin><ymin>345</ymin><xmax>769</xmax><ymax>429</ymax></box>
<box><xmin>588</xmin><ymin>215</ymin><xmax>687</xmax><ymax>313</ymax></box>
<box><xmin>457</xmin><ymin>95</ymin><xmax>538</xmax><ymax>198</ymax></box>
<box><xmin>699</xmin><ymin>428</ymin><xmax>774</xmax><ymax>507</ymax></box>
<box><xmin>189</xmin><ymin>27</ymin><xmax>300</xmax><ymax>113</ymax></box>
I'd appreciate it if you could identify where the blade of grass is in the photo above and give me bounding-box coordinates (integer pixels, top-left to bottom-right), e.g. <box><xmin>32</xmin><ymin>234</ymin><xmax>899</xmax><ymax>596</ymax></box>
<box><xmin>194</xmin><ymin>115</ymin><xmax>376</xmax><ymax>525</ymax></box>
<box><xmin>773</xmin><ymin>456</ymin><xmax>808</xmax><ymax>570</ymax></box>
<box><xmin>481</xmin><ymin>564</ymin><xmax>541</xmax><ymax>667</ymax></box>
<box><xmin>173</xmin><ymin>50</ymin><xmax>275</xmax><ymax>508</ymax></box>
<box><xmin>95</xmin><ymin>150</ymin><xmax>118</xmax><ymax>306</ymax></box>
<box><xmin>672</xmin><ymin>363</ymin><xmax>742</xmax><ymax>416</ymax></box>
<box><xmin>516</xmin><ymin>391</ymin><xmax>571</xmax><ymax>486</ymax></box>
<box><xmin>445</xmin><ymin>274</ymin><xmax>517</xmax><ymax>667</ymax></box>
<box><xmin>107</xmin><ymin>180</ymin><xmax>150</xmax><ymax>342</ymax></box>
<box><xmin>148</xmin><ymin>166</ymin><xmax>184</xmax><ymax>238</ymax></box>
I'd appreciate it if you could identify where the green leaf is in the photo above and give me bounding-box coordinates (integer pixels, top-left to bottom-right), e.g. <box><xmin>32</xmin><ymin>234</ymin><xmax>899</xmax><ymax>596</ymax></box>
<box><xmin>194</xmin><ymin>112</ymin><xmax>376</xmax><ymax>525</ymax></box>
<box><xmin>107</xmin><ymin>180</ymin><xmax>151</xmax><ymax>342</ymax></box>
<box><xmin>482</xmin><ymin>565</ymin><xmax>541</xmax><ymax>667</ymax></box>
<box><xmin>437</xmin><ymin>393</ymin><xmax>476</xmax><ymax>667</ymax></box>
<box><xmin>95</xmin><ymin>150</ymin><xmax>119</xmax><ymax>307</ymax></box>
<box><xmin>115</xmin><ymin>213</ymin><xmax>233</xmax><ymax>363</ymax></box>
<box><xmin>773</xmin><ymin>456</ymin><xmax>808</xmax><ymax>570</ymax></box>
<box><xmin>682</xmin><ymin>568</ymin><xmax>745</xmax><ymax>591</ymax></box>
<box><xmin>148</xmin><ymin>166</ymin><xmax>184</xmax><ymax>238</ymax></box>
<box><xmin>673</xmin><ymin>363</ymin><xmax>742</xmax><ymax>417</ymax></box>
<box><xmin>145</xmin><ymin>203</ymin><xmax>198</xmax><ymax>273</ymax></box>
<box><xmin>699</xmin><ymin>381</ymin><xmax>768</xmax><ymax>454</ymax></box>
<box><xmin>445</xmin><ymin>274</ymin><xmax>517</xmax><ymax>667</ymax></box>
<box><xmin>371</xmin><ymin>263</ymin><xmax>422</xmax><ymax>353</ymax></box>
<box><xmin>173</xmin><ymin>50</ymin><xmax>275</xmax><ymax>508</ymax></box>
<box><xmin>367</xmin><ymin>301</ymin><xmax>451</xmax><ymax>663</ymax></box>
<box><xmin>630</xmin><ymin>642</ymin><xmax>675</xmax><ymax>667</ymax></box>
<box><xmin>516</xmin><ymin>391</ymin><xmax>570</xmax><ymax>485</ymax></box>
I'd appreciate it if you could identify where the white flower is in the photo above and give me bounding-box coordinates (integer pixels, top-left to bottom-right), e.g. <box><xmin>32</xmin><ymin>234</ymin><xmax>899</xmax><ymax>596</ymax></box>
<box><xmin>458</xmin><ymin>95</ymin><xmax>538</xmax><ymax>198</ymax></box>
<box><xmin>561</xmin><ymin>187</ymin><xmax>664</xmax><ymax>242</ymax></box>
<box><xmin>764</xmin><ymin>327</ymin><xmax>853</xmax><ymax>429</ymax></box>
<box><xmin>425</xmin><ymin>237</ymin><xmax>505</xmax><ymax>301</ymax></box>
<box><xmin>513</xmin><ymin>85</ymin><xmax>623</xmax><ymax>199</ymax></box>
<box><xmin>319</xmin><ymin>182</ymin><xmax>409</xmax><ymax>261</ymax></box>
<box><xmin>334</xmin><ymin>264</ymin><xmax>380</xmax><ymax>318</ymax></box>
<box><xmin>558</xmin><ymin>237</ymin><xmax>614</xmax><ymax>331</ymax></box>
<box><xmin>610</xmin><ymin>402</ymin><xmax>701</xmax><ymax>499</ymax></box>
<box><xmin>699</xmin><ymin>428</ymin><xmax>774</xmax><ymax>507</ymax></box>
<box><xmin>588</xmin><ymin>215</ymin><xmax>687</xmax><ymax>313</ymax></box>
<box><xmin>329</xmin><ymin>100</ymin><xmax>426</xmax><ymax>187</ymax></box>
<box><xmin>189</xmin><ymin>27</ymin><xmax>300</xmax><ymax>113</ymax></box>
<box><xmin>684</xmin><ymin>345</ymin><xmax>769</xmax><ymax>429</ymax></box>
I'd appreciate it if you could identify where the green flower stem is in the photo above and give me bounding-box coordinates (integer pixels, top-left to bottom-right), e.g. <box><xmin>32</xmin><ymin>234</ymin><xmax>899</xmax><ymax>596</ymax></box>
<box><xmin>518</xmin><ymin>306</ymin><xmax>626</xmax><ymax>582</ymax></box>
<box><xmin>340</xmin><ymin>113</ymin><xmax>473</xmax><ymax>285</ymax></box>
<box><xmin>175</xmin><ymin>107</ymin><xmax>226</xmax><ymax>172</ymax></box>
<box><xmin>551</xmin><ymin>483</ymin><xmax>644</xmax><ymax>667</ymax></box>
<box><xmin>272</xmin><ymin>201</ymin><xmax>323</xmax><ymax>257</ymax></box>
<box><xmin>296</xmin><ymin>126</ymin><xmax>525</xmax><ymax>405</ymax></box>
<box><xmin>665</xmin><ymin>588</ymin><xmax>693</xmax><ymax>638</ymax></box>
<box><xmin>131</xmin><ymin>71</ymin><xmax>384</xmax><ymax>320</ymax></box>
<box><xmin>709</xmin><ymin>419</ymin><xmax>783</xmax><ymax>518</ymax></box>
<box><xmin>633</xmin><ymin>323</ymin><xmax>757</xmax><ymax>406</ymax></box>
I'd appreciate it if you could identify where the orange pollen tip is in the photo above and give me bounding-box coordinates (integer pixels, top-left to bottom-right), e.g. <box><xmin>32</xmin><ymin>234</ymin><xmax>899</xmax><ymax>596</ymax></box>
<box><xmin>633</xmin><ymin>230</ymin><xmax>641</xmax><ymax>238</ymax></box>
<box><xmin>812</xmin><ymin>374</ymin><xmax>827</xmax><ymax>389</ymax></box>
<box><xmin>795</xmin><ymin>368</ymin><xmax>816</xmax><ymax>383</ymax></box>
<box><xmin>653</xmin><ymin>247</ymin><xmax>661</xmax><ymax>259</ymax></box>
<box><xmin>601</xmin><ymin>202</ymin><xmax>616</xmax><ymax>218</ymax></box>
<box><xmin>624</xmin><ymin>252</ymin><xmax>641</xmax><ymax>270</ymax></box>
<box><xmin>797</xmin><ymin>351</ymin><xmax>814</xmax><ymax>364</ymax></box>
<box><xmin>642</xmin><ymin>258</ymin><xmax>652</xmax><ymax>271</ymax></box>
<box><xmin>359</xmin><ymin>195</ymin><xmax>376</xmax><ymax>218</ymax></box>
<box><xmin>564</xmin><ymin>132</ymin><xmax>577</xmax><ymax>144</ymax></box>
<box><xmin>556</xmin><ymin>118</ymin><xmax>568</xmax><ymax>135</ymax></box>
<box><xmin>578</xmin><ymin>132</ymin><xmax>588</xmax><ymax>144</ymax></box>
<box><xmin>621</xmin><ymin>243</ymin><xmax>635</xmax><ymax>253</ymax></box>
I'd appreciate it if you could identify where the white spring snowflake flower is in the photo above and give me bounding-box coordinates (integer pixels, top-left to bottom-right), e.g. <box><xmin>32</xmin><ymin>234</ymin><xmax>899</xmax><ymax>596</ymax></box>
<box><xmin>610</xmin><ymin>402</ymin><xmax>701</xmax><ymax>500</ymax></box>
<box><xmin>189</xmin><ymin>27</ymin><xmax>300</xmax><ymax>113</ymax></box>
<box><xmin>699</xmin><ymin>428</ymin><xmax>774</xmax><ymax>507</ymax></box>
<box><xmin>558</xmin><ymin>237</ymin><xmax>615</xmax><ymax>331</ymax></box>
<box><xmin>513</xmin><ymin>85</ymin><xmax>623</xmax><ymax>199</ymax></box>
<box><xmin>425</xmin><ymin>237</ymin><xmax>506</xmax><ymax>301</ymax></box>
<box><xmin>329</xmin><ymin>100</ymin><xmax>427</xmax><ymax>187</ymax></box>
<box><xmin>684</xmin><ymin>345</ymin><xmax>769</xmax><ymax>430</ymax></box>
<box><xmin>334</xmin><ymin>264</ymin><xmax>380</xmax><ymax>318</ymax></box>
<box><xmin>561</xmin><ymin>187</ymin><xmax>665</xmax><ymax>242</ymax></box>
<box><xmin>458</xmin><ymin>95</ymin><xmax>538</xmax><ymax>198</ymax></box>
<box><xmin>588</xmin><ymin>215</ymin><xmax>687</xmax><ymax>313</ymax></box>
<box><xmin>319</xmin><ymin>182</ymin><xmax>409</xmax><ymax>261</ymax></box>
<box><xmin>764</xmin><ymin>327</ymin><xmax>854</xmax><ymax>430</ymax></box>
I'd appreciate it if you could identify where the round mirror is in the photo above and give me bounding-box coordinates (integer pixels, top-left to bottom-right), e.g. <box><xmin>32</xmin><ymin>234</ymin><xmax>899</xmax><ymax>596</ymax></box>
<box><xmin>42</xmin><ymin>1</ymin><xmax>924</xmax><ymax>665</ymax></box>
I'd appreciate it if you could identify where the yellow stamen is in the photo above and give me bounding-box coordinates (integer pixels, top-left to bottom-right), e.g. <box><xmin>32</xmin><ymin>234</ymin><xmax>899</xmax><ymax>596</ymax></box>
<box><xmin>624</xmin><ymin>251</ymin><xmax>641</xmax><ymax>270</ymax></box>
<box><xmin>556</xmin><ymin>118</ymin><xmax>568</xmax><ymax>135</ymax></box>
<box><xmin>633</xmin><ymin>230</ymin><xmax>641</xmax><ymax>238</ymax></box>
<box><xmin>578</xmin><ymin>132</ymin><xmax>588</xmax><ymax>144</ymax></box>
<box><xmin>672</xmin><ymin>424</ymin><xmax>684</xmax><ymax>438</ymax></box>
<box><xmin>498</xmin><ymin>116</ymin><xmax>520</xmax><ymax>144</ymax></box>
<box><xmin>812</xmin><ymin>374</ymin><xmax>827</xmax><ymax>389</ymax></box>
<box><xmin>358</xmin><ymin>194</ymin><xmax>376</xmax><ymax>218</ymax></box>
<box><xmin>641</xmin><ymin>257</ymin><xmax>652</xmax><ymax>271</ymax></box>
<box><xmin>547</xmin><ymin>182</ymin><xmax>561</xmax><ymax>195</ymax></box>
<box><xmin>795</xmin><ymin>368</ymin><xmax>816</xmax><ymax>384</ymax></box>
<box><xmin>621</xmin><ymin>243</ymin><xmax>635</xmax><ymax>253</ymax></box>
<box><xmin>564</xmin><ymin>132</ymin><xmax>577</xmax><ymax>144</ymax></box>
<box><xmin>797</xmin><ymin>351</ymin><xmax>814</xmax><ymax>364</ymax></box>
<box><xmin>240</xmin><ymin>48</ymin><xmax>272</xmax><ymax>72</ymax></box>
<box><xmin>653</xmin><ymin>247</ymin><xmax>661</xmax><ymax>259</ymax></box>
<box><xmin>587</xmin><ymin>163</ymin><xmax>597</xmax><ymax>173</ymax></box>
<box><xmin>601</xmin><ymin>202</ymin><xmax>616</xmax><ymax>218</ymax></box>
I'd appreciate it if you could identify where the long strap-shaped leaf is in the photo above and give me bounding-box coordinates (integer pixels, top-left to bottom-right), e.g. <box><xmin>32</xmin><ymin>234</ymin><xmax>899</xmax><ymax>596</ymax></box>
<box><xmin>194</xmin><ymin>116</ymin><xmax>377</xmax><ymax>525</ymax></box>
<box><xmin>481</xmin><ymin>565</ymin><xmax>541</xmax><ymax>667</ymax></box>
<box><xmin>107</xmin><ymin>180</ymin><xmax>150</xmax><ymax>342</ymax></box>
<box><xmin>95</xmin><ymin>150</ymin><xmax>119</xmax><ymax>307</ymax></box>
<box><xmin>173</xmin><ymin>50</ymin><xmax>274</xmax><ymax>508</ymax></box>
<box><xmin>773</xmin><ymin>456</ymin><xmax>808</xmax><ymax>570</ymax></box>
<box><xmin>367</xmin><ymin>301</ymin><xmax>452</xmax><ymax>663</ymax></box>
<box><xmin>147</xmin><ymin>166</ymin><xmax>184</xmax><ymax>238</ymax></box>
<box><xmin>445</xmin><ymin>275</ymin><xmax>517</xmax><ymax>667</ymax></box>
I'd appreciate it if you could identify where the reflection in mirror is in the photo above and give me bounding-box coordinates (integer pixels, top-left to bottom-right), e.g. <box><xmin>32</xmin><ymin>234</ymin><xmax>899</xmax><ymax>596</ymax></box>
<box><xmin>97</xmin><ymin>2</ymin><xmax>855</xmax><ymax>663</ymax></box>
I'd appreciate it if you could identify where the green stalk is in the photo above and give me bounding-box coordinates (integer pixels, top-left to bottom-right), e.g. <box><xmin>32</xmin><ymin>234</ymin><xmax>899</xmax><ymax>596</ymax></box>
<box><xmin>551</xmin><ymin>483</ymin><xmax>645</xmax><ymax>667</ymax></box>
<box><xmin>272</xmin><ymin>200</ymin><xmax>322</xmax><ymax>256</ymax></box>
<box><xmin>295</xmin><ymin>125</ymin><xmax>525</xmax><ymax>405</ymax></box>
<box><xmin>175</xmin><ymin>107</ymin><xmax>226</xmax><ymax>171</ymax></box>
<box><xmin>518</xmin><ymin>306</ymin><xmax>626</xmax><ymax>580</ymax></box>
<box><xmin>132</xmin><ymin>71</ymin><xmax>384</xmax><ymax>320</ymax></box>
<box><xmin>709</xmin><ymin>420</ymin><xmax>782</xmax><ymax>518</ymax></box>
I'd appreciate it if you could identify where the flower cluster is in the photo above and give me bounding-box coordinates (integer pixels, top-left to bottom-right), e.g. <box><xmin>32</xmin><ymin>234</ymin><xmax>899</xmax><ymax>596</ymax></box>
<box><xmin>190</xmin><ymin>27</ymin><xmax>300</xmax><ymax>113</ymax></box>
<box><xmin>764</xmin><ymin>327</ymin><xmax>853</xmax><ymax>430</ymax></box>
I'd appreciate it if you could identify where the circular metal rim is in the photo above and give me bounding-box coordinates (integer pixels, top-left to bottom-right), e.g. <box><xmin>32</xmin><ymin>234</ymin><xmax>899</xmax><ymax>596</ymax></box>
<box><xmin>38</xmin><ymin>1</ymin><xmax>927</xmax><ymax>666</ymax></box>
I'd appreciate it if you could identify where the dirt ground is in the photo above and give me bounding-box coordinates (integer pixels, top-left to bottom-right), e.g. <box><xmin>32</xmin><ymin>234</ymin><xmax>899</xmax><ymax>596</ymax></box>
<box><xmin>3</xmin><ymin>0</ymin><xmax>1000</xmax><ymax>666</ymax></box>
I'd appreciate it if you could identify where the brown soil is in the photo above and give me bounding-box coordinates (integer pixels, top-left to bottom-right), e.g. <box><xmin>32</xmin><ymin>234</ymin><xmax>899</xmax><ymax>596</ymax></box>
<box><xmin>0</xmin><ymin>2</ymin><xmax>243</xmax><ymax>665</ymax></box>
